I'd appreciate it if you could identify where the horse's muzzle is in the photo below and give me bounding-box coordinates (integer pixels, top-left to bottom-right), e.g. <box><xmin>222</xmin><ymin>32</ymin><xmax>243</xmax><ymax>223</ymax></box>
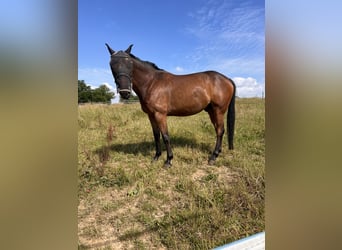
<box><xmin>119</xmin><ymin>90</ymin><xmax>131</xmax><ymax>99</ymax></box>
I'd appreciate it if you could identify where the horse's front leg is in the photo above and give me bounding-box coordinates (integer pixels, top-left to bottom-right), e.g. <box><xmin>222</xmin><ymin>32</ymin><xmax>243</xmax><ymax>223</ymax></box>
<box><xmin>148</xmin><ymin>114</ymin><xmax>161</xmax><ymax>161</ymax></box>
<box><xmin>161</xmin><ymin>132</ymin><xmax>173</xmax><ymax>168</ymax></box>
<box><xmin>155</xmin><ymin>113</ymin><xmax>173</xmax><ymax>168</ymax></box>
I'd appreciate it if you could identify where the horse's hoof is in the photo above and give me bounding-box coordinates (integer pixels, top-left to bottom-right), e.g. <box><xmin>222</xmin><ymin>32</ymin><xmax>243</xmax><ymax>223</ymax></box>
<box><xmin>163</xmin><ymin>162</ymin><xmax>172</xmax><ymax>168</ymax></box>
<box><xmin>153</xmin><ymin>155</ymin><xmax>160</xmax><ymax>161</ymax></box>
<box><xmin>208</xmin><ymin>159</ymin><xmax>216</xmax><ymax>165</ymax></box>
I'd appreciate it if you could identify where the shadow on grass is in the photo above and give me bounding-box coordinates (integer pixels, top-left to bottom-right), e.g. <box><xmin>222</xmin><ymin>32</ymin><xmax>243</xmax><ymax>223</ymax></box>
<box><xmin>78</xmin><ymin>212</ymin><xmax>203</xmax><ymax>249</ymax></box>
<box><xmin>95</xmin><ymin>135</ymin><xmax>213</xmax><ymax>158</ymax></box>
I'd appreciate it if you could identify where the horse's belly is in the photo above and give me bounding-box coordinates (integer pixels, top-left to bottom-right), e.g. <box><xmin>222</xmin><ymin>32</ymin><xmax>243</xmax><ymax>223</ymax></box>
<box><xmin>168</xmin><ymin>109</ymin><xmax>203</xmax><ymax>116</ymax></box>
<box><xmin>167</xmin><ymin>85</ymin><xmax>210</xmax><ymax>116</ymax></box>
<box><xmin>168</xmin><ymin>98</ymin><xmax>208</xmax><ymax>116</ymax></box>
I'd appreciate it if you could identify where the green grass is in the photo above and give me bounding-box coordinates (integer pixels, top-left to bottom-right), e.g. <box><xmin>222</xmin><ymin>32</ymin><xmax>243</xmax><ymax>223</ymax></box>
<box><xmin>78</xmin><ymin>98</ymin><xmax>265</xmax><ymax>249</ymax></box>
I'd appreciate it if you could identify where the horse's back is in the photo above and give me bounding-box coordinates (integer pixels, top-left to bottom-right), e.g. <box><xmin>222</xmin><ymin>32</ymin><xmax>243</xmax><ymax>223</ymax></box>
<box><xmin>151</xmin><ymin>71</ymin><xmax>234</xmax><ymax>116</ymax></box>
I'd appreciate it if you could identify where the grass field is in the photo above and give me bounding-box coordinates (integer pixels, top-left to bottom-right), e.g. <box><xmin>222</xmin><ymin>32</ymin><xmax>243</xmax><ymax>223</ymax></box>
<box><xmin>78</xmin><ymin>98</ymin><xmax>265</xmax><ymax>249</ymax></box>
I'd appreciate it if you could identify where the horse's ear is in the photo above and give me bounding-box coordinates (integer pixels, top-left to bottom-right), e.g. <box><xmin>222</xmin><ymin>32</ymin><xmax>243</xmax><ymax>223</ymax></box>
<box><xmin>105</xmin><ymin>43</ymin><xmax>115</xmax><ymax>55</ymax></box>
<box><xmin>125</xmin><ymin>44</ymin><xmax>133</xmax><ymax>54</ymax></box>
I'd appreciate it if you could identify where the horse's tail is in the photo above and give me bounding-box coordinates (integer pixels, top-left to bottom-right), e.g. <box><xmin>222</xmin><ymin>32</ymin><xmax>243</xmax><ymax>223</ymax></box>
<box><xmin>227</xmin><ymin>78</ymin><xmax>236</xmax><ymax>150</ymax></box>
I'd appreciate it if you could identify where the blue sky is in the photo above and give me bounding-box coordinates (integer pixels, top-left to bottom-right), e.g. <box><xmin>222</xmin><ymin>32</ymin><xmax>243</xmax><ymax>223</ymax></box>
<box><xmin>78</xmin><ymin>0</ymin><xmax>265</xmax><ymax>100</ymax></box>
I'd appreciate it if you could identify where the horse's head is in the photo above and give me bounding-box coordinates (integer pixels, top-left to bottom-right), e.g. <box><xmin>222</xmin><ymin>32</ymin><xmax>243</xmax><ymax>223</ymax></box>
<box><xmin>106</xmin><ymin>44</ymin><xmax>134</xmax><ymax>99</ymax></box>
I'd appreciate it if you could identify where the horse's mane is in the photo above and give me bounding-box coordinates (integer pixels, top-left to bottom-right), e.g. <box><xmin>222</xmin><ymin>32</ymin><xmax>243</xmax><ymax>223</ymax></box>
<box><xmin>129</xmin><ymin>53</ymin><xmax>164</xmax><ymax>71</ymax></box>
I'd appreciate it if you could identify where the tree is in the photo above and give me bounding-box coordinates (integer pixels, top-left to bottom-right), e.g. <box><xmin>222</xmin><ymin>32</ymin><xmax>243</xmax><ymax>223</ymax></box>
<box><xmin>78</xmin><ymin>80</ymin><xmax>115</xmax><ymax>104</ymax></box>
<box><xmin>92</xmin><ymin>84</ymin><xmax>114</xmax><ymax>104</ymax></box>
<box><xmin>78</xmin><ymin>80</ymin><xmax>92</xmax><ymax>103</ymax></box>
<box><xmin>119</xmin><ymin>94</ymin><xmax>139</xmax><ymax>103</ymax></box>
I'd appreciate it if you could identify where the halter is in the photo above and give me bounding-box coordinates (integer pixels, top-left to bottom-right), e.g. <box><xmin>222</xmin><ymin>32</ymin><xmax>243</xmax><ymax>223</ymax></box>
<box><xmin>112</xmin><ymin>53</ymin><xmax>133</xmax><ymax>95</ymax></box>
<box><xmin>116</xmin><ymin>72</ymin><xmax>132</xmax><ymax>94</ymax></box>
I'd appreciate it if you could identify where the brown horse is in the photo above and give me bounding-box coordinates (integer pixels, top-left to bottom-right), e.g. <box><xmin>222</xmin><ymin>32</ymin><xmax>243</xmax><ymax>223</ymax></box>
<box><xmin>106</xmin><ymin>44</ymin><xmax>236</xmax><ymax>167</ymax></box>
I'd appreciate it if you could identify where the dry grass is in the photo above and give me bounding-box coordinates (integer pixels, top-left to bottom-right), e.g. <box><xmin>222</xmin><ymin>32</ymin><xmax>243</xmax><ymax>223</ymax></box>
<box><xmin>78</xmin><ymin>98</ymin><xmax>265</xmax><ymax>249</ymax></box>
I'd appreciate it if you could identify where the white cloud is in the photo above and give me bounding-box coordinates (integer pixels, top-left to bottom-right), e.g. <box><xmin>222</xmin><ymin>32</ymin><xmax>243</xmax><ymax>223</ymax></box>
<box><xmin>88</xmin><ymin>84</ymin><xmax>97</xmax><ymax>90</ymax></box>
<box><xmin>185</xmin><ymin>1</ymin><xmax>264</xmax><ymax>84</ymax></box>
<box><xmin>102</xmin><ymin>82</ymin><xmax>115</xmax><ymax>91</ymax></box>
<box><xmin>187</xmin><ymin>1</ymin><xmax>264</xmax><ymax>50</ymax></box>
<box><xmin>78</xmin><ymin>67</ymin><xmax>114</xmax><ymax>89</ymax></box>
<box><xmin>233</xmin><ymin>77</ymin><xmax>264</xmax><ymax>98</ymax></box>
<box><xmin>175</xmin><ymin>66</ymin><xmax>184</xmax><ymax>72</ymax></box>
<box><xmin>209</xmin><ymin>57</ymin><xmax>265</xmax><ymax>77</ymax></box>
<box><xmin>87</xmin><ymin>82</ymin><xmax>115</xmax><ymax>92</ymax></box>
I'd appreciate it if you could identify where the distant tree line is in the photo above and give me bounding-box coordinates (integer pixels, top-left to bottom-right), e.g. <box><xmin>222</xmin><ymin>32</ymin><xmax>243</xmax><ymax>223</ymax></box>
<box><xmin>119</xmin><ymin>95</ymin><xmax>140</xmax><ymax>103</ymax></box>
<box><xmin>78</xmin><ymin>80</ymin><xmax>114</xmax><ymax>104</ymax></box>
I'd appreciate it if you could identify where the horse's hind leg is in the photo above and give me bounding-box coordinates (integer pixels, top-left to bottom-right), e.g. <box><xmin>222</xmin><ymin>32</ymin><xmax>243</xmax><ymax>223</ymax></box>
<box><xmin>208</xmin><ymin>108</ymin><xmax>225</xmax><ymax>165</ymax></box>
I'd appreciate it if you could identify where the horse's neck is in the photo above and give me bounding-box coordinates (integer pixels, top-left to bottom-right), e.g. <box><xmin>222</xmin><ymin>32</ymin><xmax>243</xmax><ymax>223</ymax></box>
<box><xmin>132</xmin><ymin>60</ymin><xmax>157</xmax><ymax>100</ymax></box>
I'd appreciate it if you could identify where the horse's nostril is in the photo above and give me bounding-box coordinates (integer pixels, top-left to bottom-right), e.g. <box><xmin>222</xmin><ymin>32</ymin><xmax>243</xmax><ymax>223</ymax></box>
<box><xmin>120</xmin><ymin>92</ymin><xmax>130</xmax><ymax>99</ymax></box>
